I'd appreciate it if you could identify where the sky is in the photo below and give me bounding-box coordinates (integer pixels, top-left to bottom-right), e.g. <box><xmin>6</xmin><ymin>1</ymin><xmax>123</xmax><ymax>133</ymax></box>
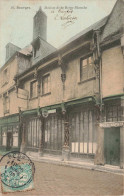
<box><xmin>0</xmin><ymin>0</ymin><xmax>117</xmax><ymax>66</ymax></box>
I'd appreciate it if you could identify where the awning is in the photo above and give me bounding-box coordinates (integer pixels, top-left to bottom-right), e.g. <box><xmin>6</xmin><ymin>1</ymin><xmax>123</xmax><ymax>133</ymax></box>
<box><xmin>0</xmin><ymin>114</ymin><xmax>19</xmax><ymax>126</ymax></box>
<box><xmin>21</xmin><ymin>96</ymin><xmax>95</xmax><ymax>117</ymax></box>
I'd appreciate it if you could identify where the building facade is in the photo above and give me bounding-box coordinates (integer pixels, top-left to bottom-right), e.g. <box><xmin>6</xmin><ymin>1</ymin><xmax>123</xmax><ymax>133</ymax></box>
<box><xmin>0</xmin><ymin>0</ymin><xmax>124</xmax><ymax>168</ymax></box>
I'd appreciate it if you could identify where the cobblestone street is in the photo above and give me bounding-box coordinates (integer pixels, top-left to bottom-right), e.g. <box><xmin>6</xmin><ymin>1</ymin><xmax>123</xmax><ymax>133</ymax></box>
<box><xmin>0</xmin><ymin>161</ymin><xmax>123</xmax><ymax>196</ymax></box>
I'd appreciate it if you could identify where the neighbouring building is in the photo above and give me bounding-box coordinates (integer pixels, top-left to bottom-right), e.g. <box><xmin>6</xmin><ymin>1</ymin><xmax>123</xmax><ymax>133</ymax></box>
<box><xmin>0</xmin><ymin>43</ymin><xmax>32</xmax><ymax>151</ymax></box>
<box><xmin>0</xmin><ymin>0</ymin><xmax>124</xmax><ymax>168</ymax></box>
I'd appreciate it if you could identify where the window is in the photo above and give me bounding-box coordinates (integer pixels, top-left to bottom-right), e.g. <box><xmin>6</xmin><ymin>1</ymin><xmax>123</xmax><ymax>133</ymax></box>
<box><xmin>1</xmin><ymin>125</ymin><xmax>19</xmax><ymax>147</ymax></box>
<box><xmin>80</xmin><ymin>56</ymin><xmax>94</xmax><ymax>81</ymax></box>
<box><xmin>70</xmin><ymin>109</ymin><xmax>96</xmax><ymax>155</ymax></box>
<box><xmin>44</xmin><ymin>114</ymin><xmax>64</xmax><ymax>151</ymax></box>
<box><xmin>13</xmin><ymin>125</ymin><xmax>19</xmax><ymax>147</ymax></box>
<box><xmin>2</xmin><ymin>127</ymin><xmax>7</xmax><ymax>146</ymax></box>
<box><xmin>3</xmin><ymin>68</ymin><xmax>9</xmax><ymax>85</ymax></box>
<box><xmin>106</xmin><ymin>103</ymin><xmax>122</xmax><ymax>122</ymax></box>
<box><xmin>3</xmin><ymin>94</ymin><xmax>9</xmax><ymax>114</ymax></box>
<box><xmin>42</xmin><ymin>74</ymin><xmax>50</xmax><ymax>95</ymax></box>
<box><xmin>27</xmin><ymin>118</ymin><xmax>41</xmax><ymax>148</ymax></box>
<box><xmin>30</xmin><ymin>80</ymin><xmax>37</xmax><ymax>98</ymax></box>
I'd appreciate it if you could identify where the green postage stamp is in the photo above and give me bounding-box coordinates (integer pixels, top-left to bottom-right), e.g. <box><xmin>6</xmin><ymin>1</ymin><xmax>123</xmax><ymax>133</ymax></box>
<box><xmin>0</xmin><ymin>151</ymin><xmax>35</xmax><ymax>193</ymax></box>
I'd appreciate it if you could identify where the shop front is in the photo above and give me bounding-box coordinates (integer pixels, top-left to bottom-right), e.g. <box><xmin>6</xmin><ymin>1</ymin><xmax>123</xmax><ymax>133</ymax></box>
<box><xmin>44</xmin><ymin>113</ymin><xmax>64</xmax><ymax>155</ymax></box>
<box><xmin>94</xmin><ymin>97</ymin><xmax>124</xmax><ymax>168</ymax></box>
<box><xmin>22</xmin><ymin>108</ymin><xmax>64</xmax><ymax>155</ymax></box>
<box><xmin>99</xmin><ymin>121</ymin><xmax>124</xmax><ymax>168</ymax></box>
<box><xmin>68</xmin><ymin>105</ymin><xmax>97</xmax><ymax>160</ymax></box>
<box><xmin>102</xmin><ymin>98</ymin><xmax>124</xmax><ymax>168</ymax></box>
<box><xmin>25</xmin><ymin>117</ymin><xmax>42</xmax><ymax>151</ymax></box>
<box><xmin>21</xmin><ymin>97</ymin><xmax>98</xmax><ymax>161</ymax></box>
<box><xmin>0</xmin><ymin>114</ymin><xmax>20</xmax><ymax>152</ymax></box>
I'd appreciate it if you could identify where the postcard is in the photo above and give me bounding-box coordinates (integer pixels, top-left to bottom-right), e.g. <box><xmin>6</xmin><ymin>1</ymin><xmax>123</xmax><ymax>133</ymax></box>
<box><xmin>0</xmin><ymin>0</ymin><xmax>123</xmax><ymax>195</ymax></box>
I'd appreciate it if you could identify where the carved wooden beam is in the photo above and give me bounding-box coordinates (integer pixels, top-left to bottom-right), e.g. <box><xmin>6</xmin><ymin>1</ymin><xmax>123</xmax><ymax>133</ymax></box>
<box><xmin>34</xmin><ymin>68</ymin><xmax>38</xmax><ymax>79</ymax></box>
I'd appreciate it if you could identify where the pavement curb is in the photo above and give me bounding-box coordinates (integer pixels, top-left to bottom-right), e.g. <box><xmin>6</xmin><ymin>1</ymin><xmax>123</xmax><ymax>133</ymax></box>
<box><xmin>27</xmin><ymin>154</ymin><xmax>124</xmax><ymax>176</ymax></box>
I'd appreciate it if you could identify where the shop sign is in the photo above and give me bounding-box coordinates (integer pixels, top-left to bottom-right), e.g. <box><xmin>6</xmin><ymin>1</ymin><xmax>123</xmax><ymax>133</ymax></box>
<box><xmin>48</xmin><ymin>109</ymin><xmax>56</xmax><ymax>114</ymax></box>
<box><xmin>99</xmin><ymin>121</ymin><xmax>124</xmax><ymax>128</ymax></box>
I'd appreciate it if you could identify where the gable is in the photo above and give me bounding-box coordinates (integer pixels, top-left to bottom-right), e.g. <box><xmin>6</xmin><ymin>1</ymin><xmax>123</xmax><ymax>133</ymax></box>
<box><xmin>101</xmin><ymin>0</ymin><xmax>124</xmax><ymax>41</ymax></box>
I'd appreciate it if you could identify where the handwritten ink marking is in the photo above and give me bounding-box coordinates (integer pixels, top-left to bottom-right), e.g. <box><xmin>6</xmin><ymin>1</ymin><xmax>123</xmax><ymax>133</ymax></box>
<box><xmin>44</xmin><ymin>5</ymin><xmax>87</xmax><ymax>28</ymax></box>
<box><xmin>54</xmin><ymin>9</ymin><xmax>77</xmax><ymax>28</ymax></box>
<box><xmin>62</xmin><ymin>20</ymin><xmax>75</xmax><ymax>29</ymax></box>
<box><xmin>58</xmin><ymin>9</ymin><xmax>73</xmax><ymax>14</ymax></box>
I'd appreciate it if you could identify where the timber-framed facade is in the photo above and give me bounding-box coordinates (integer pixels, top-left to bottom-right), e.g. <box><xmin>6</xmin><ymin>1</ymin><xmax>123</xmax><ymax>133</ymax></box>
<box><xmin>0</xmin><ymin>0</ymin><xmax>124</xmax><ymax>168</ymax></box>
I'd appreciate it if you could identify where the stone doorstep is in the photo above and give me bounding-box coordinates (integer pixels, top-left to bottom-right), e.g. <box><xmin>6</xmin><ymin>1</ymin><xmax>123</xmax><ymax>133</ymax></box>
<box><xmin>26</xmin><ymin>152</ymin><xmax>124</xmax><ymax>175</ymax></box>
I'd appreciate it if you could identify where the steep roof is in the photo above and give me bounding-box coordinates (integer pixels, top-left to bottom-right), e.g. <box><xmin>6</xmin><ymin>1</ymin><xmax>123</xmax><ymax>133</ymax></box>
<box><xmin>39</xmin><ymin>37</ymin><xmax>56</xmax><ymax>57</ymax></box>
<box><xmin>60</xmin><ymin>16</ymin><xmax>108</xmax><ymax>48</ymax></box>
<box><xmin>19</xmin><ymin>44</ymin><xmax>32</xmax><ymax>56</ymax></box>
<box><xmin>6</xmin><ymin>42</ymin><xmax>21</xmax><ymax>50</ymax></box>
<box><xmin>17</xmin><ymin>0</ymin><xmax>123</xmax><ymax>78</ymax></box>
<box><xmin>101</xmin><ymin>0</ymin><xmax>124</xmax><ymax>41</ymax></box>
<box><xmin>32</xmin><ymin>37</ymin><xmax>57</xmax><ymax>65</ymax></box>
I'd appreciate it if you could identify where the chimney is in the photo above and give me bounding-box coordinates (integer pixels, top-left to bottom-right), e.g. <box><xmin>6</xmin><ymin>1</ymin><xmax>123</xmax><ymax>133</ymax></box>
<box><xmin>33</xmin><ymin>7</ymin><xmax>47</xmax><ymax>41</ymax></box>
<box><xmin>6</xmin><ymin>43</ymin><xmax>21</xmax><ymax>61</ymax></box>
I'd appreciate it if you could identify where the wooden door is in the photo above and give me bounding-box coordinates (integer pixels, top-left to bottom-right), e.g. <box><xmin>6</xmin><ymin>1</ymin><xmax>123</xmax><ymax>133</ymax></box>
<box><xmin>104</xmin><ymin>128</ymin><xmax>120</xmax><ymax>166</ymax></box>
<box><xmin>44</xmin><ymin>114</ymin><xmax>64</xmax><ymax>155</ymax></box>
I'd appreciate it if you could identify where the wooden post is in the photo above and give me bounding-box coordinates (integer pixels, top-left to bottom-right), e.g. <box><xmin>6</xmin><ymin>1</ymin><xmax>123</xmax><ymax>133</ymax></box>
<box><xmin>38</xmin><ymin>116</ymin><xmax>44</xmax><ymax>156</ymax></box>
<box><xmin>94</xmin><ymin>124</ymin><xmax>105</xmax><ymax>165</ymax></box>
<box><xmin>20</xmin><ymin>123</ymin><xmax>26</xmax><ymax>153</ymax></box>
<box><xmin>120</xmin><ymin>97</ymin><xmax>124</xmax><ymax>168</ymax></box>
<box><xmin>62</xmin><ymin>113</ymin><xmax>70</xmax><ymax>161</ymax></box>
<box><xmin>120</xmin><ymin>126</ymin><xmax>124</xmax><ymax>169</ymax></box>
<box><xmin>94</xmin><ymin>106</ymin><xmax>105</xmax><ymax>165</ymax></box>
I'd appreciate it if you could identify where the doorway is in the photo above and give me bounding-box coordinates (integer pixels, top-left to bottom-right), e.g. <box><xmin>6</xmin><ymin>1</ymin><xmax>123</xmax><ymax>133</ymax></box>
<box><xmin>6</xmin><ymin>132</ymin><xmax>13</xmax><ymax>150</ymax></box>
<box><xmin>104</xmin><ymin>128</ymin><xmax>120</xmax><ymax>166</ymax></box>
<box><xmin>44</xmin><ymin>114</ymin><xmax>64</xmax><ymax>155</ymax></box>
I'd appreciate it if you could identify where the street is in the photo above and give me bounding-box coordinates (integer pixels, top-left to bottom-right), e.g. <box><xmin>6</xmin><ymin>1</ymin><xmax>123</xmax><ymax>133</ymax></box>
<box><xmin>0</xmin><ymin>161</ymin><xmax>123</xmax><ymax>196</ymax></box>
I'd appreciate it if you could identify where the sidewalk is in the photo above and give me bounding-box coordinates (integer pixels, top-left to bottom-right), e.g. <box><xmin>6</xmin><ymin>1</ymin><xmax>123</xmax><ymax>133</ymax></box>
<box><xmin>26</xmin><ymin>151</ymin><xmax>124</xmax><ymax>176</ymax></box>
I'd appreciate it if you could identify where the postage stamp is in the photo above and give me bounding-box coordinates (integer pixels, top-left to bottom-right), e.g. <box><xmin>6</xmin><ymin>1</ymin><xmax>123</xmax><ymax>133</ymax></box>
<box><xmin>0</xmin><ymin>151</ymin><xmax>35</xmax><ymax>193</ymax></box>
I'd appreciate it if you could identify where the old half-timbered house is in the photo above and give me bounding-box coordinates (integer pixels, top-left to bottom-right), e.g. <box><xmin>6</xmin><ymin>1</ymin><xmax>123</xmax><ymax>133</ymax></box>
<box><xmin>0</xmin><ymin>43</ymin><xmax>32</xmax><ymax>152</ymax></box>
<box><xmin>0</xmin><ymin>0</ymin><xmax>124</xmax><ymax>169</ymax></box>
